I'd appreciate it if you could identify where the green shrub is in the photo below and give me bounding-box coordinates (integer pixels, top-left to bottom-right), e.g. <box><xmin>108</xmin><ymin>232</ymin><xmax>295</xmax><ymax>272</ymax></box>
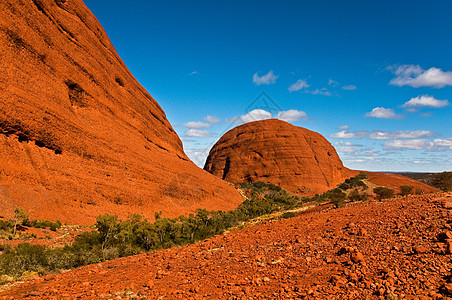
<box><xmin>373</xmin><ymin>187</ymin><xmax>394</xmax><ymax>200</ymax></box>
<box><xmin>338</xmin><ymin>182</ymin><xmax>351</xmax><ymax>190</ymax></box>
<box><xmin>0</xmin><ymin>220</ymin><xmax>13</xmax><ymax>232</ymax></box>
<box><xmin>348</xmin><ymin>189</ymin><xmax>367</xmax><ymax>201</ymax></box>
<box><xmin>400</xmin><ymin>185</ymin><xmax>414</xmax><ymax>196</ymax></box>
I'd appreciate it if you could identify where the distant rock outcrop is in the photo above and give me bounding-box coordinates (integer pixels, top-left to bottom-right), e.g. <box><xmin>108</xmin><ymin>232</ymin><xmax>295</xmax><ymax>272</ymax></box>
<box><xmin>204</xmin><ymin>119</ymin><xmax>355</xmax><ymax>194</ymax></box>
<box><xmin>204</xmin><ymin>119</ymin><xmax>438</xmax><ymax>195</ymax></box>
<box><xmin>0</xmin><ymin>0</ymin><xmax>242</xmax><ymax>223</ymax></box>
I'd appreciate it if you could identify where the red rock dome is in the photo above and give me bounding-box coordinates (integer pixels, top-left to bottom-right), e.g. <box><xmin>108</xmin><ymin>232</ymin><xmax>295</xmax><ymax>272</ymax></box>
<box><xmin>0</xmin><ymin>0</ymin><xmax>242</xmax><ymax>223</ymax></box>
<box><xmin>204</xmin><ymin>119</ymin><xmax>355</xmax><ymax>194</ymax></box>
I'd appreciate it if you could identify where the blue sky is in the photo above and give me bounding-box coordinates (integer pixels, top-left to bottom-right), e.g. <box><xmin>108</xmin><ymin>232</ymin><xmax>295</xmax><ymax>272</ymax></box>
<box><xmin>84</xmin><ymin>0</ymin><xmax>452</xmax><ymax>172</ymax></box>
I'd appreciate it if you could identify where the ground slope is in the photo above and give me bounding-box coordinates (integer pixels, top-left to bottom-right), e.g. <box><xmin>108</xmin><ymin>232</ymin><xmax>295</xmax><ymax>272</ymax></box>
<box><xmin>0</xmin><ymin>0</ymin><xmax>242</xmax><ymax>223</ymax></box>
<box><xmin>1</xmin><ymin>193</ymin><xmax>451</xmax><ymax>299</ymax></box>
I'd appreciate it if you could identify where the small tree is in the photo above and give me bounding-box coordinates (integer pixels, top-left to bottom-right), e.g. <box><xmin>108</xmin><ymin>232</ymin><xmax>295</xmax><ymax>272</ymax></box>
<box><xmin>348</xmin><ymin>189</ymin><xmax>367</xmax><ymax>202</ymax></box>
<box><xmin>12</xmin><ymin>207</ymin><xmax>28</xmax><ymax>235</ymax></box>
<box><xmin>400</xmin><ymin>185</ymin><xmax>414</xmax><ymax>196</ymax></box>
<box><xmin>373</xmin><ymin>187</ymin><xmax>394</xmax><ymax>201</ymax></box>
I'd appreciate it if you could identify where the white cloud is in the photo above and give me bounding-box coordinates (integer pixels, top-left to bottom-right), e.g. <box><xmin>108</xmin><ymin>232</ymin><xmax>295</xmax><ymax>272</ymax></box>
<box><xmin>310</xmin><ymin>89</ymin><xmax>332</xmax><ymax>96</ymax></box>
<box><xmin>330</xmin><ymin>130</ymin><xmax>368</xmax><ymax>139</ymax></box>
<box><xmin>328</xmin><ymin>79</ymin><xmax>339</xmax><ymax>87</ymax></box>
<box><xmin>338</xmin><ymin>125</ymin><xmax>349</xmax><ymax>130</ymax></box>
<box><xmin>288</xmin><ymin>79</ymin><xmax>310</xmax><ymax>92</ymax></box>
<box><xmin>344</xmin><ymin>159</ymin><xmax>365</xmax><ymax>163</ymax></box>
<box><xmin>334</xmin><ymin>141</ymin><xmax>363</xmax><ymax>147</ymax></box>
<box><xmin>185</xmin><ymin>148</ymin><xmax>209</xmax><ymax>167</ymax></box>
<box><xmin>240</xmin><ymin>109</ymin><xmax>273</xmax><ymax>123</ymax></box>
<box><xmin>189</xmin><ymin>71</ymin><xmax>199</xmax><ymax>75</ymax></box>
<box><xmin>413</xmin><ymin>160</ymin><xmax>427</xmax><ymax>164</ymax></box>
<box><xmin>183</xmin><ymin>121</ymin><xmax>210</xmax><ymax>129</ymax></box>
<box><xmin>433</xmin><ymin>138</ymin><xmax>452</xmax><ymax>150</ymax></box>
<box><xmin>185</xmin><ymin>129</ymin><xmax>211</xmax><ymax>137</ymax></box>
<box><xmin>276</xmin><ymin>109</ymin><xmax>308</xmax><ymax>122</ymax></box>
<box><xmin>338</xmin><ymin>147</ymin><xmax>359</xmax><ymax>153</ymax></box>
<box><xmin>389</xmin><ymin>64</ymin><xmax>452</xmax><ymax>88</ymax></box>
<box><xmin>342</xmin><ymin>84</ymin><xmax>357</xmax><ymax>90</ymax></box>
<box><xmin>369</xmin><ymin>130</ymin><xmax>434</xmax><ymax>140</ymax></box>
<box><xmin>401</xmin><ymin>95</ymin><xmax>450</xmax><ymax>108</ymax></box>
<box><xmin>203</xmin><ymin>115</ymin><xmax>220</xmax><ymax>124</ymax></box>
<box><xmin>383</xmin><ymin>139</ymin><xmax>433</xmax><ymax>150</ymax></box>
<box><xmin>253</xmin><ymin>71</ymin><xmax>278</xmax><ymax>85</ymax></box>
<box><xmin>365</xmin><ymin>107</ymin><xmax>403</xmax><ymax>119</ymax></box>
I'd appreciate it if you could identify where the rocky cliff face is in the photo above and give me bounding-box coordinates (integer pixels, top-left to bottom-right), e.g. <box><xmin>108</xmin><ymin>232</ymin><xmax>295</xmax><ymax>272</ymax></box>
<box><xmin>204</xmin><ymin>119</ymin><xmax>355</xmax><ymax>194</ymax></box>
<box><xmin>0</xmin><ymin>0</ymin><xmax>242</xmax><ymax>223</ymax></box>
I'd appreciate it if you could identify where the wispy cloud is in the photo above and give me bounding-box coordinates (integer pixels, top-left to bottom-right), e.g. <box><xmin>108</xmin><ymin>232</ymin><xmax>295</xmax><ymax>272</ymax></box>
<box><xmin>337</xmin><ymin>147</ymin><xmax>360</xmax><ymax>153</ymax></box>
<box><xmin>276</xmin><ymin>109</ymin><xmax>308</xmax><ymax>122</ymax></box>
<box><xmin>389</xmin><ymin>64</ymin><xmax>452</xmax><ymax>88</ymax></box>
<box><xmin>185</xmin><ymin>129</ymin><xmax>211</xmax><ymax>137</ymax></box>
<box><xmin>330</xmin><ymin>130</ymin><xmax>368</xmax><ymax>139</ymax></box>
<box><xmin>288</xmin><ymin>79</ymin><xmax>310</xmax><ymax>92</ymax></box>
<box><xmin>369</xmin><ymin>130</ymin><xmax>434</xmax><ymax>140</ymax></box>
<box><xmin>189</xmin><ymin>71</ymin><xmax>199</xmax><ymax>76</ymax></box>
<box><xmin>334</xmin><ymin>141</ymin><xmax>363</xmax><ymax>147</ymax></box>
<box><xmin>365</xmin><ymin>107</ymin><xmax>404</xmax><ymax>119</ymax></box>
<box><xmin>253</xmin><ymin>71</ymin><xmax>278</xmax><ymax>85</ymax></box>
<box><xmin>342</xmin><ymin>84</ymin><xmax>357</xmax><ymax>90</ymax></box>
<box><xmin>310</xmin><ymin>89</ymin><xmax>332</xmax><ymax>96</ymax></box>
<box><xmin>328</xmin><ymin>79</ymin><xmax>340</xmax><ymax>87</ymax></box>
<box><xmin>183</xmin><ymin>121</ymin><xmax>210</xmax><ymax>129</ymax></box>
<box><xmin>401</xmin><ymin>95</ymin><xmax>450</xmax><ymax>108</ymax></box>
<box><xmin>383</xmin><ymin>139</ymin><xmax>433</xmax><ymax>150</ymax></box>
<box><xmin>203</xmin><ymin>115</ymin><xmax>220</xmax><ymax>124</ymax></box>
<box><xmin>434</xmin><ymin>137</ymin><xmax>452</xmax><ymax>150</ymax></box>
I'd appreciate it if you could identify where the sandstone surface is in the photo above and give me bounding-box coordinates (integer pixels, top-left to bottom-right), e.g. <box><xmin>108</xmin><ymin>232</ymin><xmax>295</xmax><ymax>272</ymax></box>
<box><xmin>204</xmin><ymin>119</ymin><xmax>355</xmax><ymax>194</ymax></box>
<box><xmin>0</xmin><ymin>0</ymin><xmax>242</xmax><ymax>223</ymax></box>
<box><xmin>204</xmin><ymin>119</ymin><xmax>437</xmax><ymax>195</ymax></box>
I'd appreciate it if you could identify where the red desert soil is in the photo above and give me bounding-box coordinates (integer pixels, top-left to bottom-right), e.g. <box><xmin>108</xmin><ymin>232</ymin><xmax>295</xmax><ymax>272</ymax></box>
<box><xmin>0</xmin><ymin>0</ymin><xmax>242</xmax><ymax>224</ymax></box>
<box><xmin>204</xmin><ymin>119</ymin><xmax>437</xmax><ymax>195</ymax></box>
<box><xmin>1</xmin><ymin>193</ymin><xmax>451</xmax><ymax>299</ymax></box>
<box><xmin>0</xmin><ymin>225</ymin><xmax>91</xmax><ymax>249</ymax></box>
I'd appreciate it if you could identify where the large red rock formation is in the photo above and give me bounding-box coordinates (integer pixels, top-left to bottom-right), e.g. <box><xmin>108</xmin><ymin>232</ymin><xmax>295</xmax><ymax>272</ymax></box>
<box><xmin>0</xmin><ymin>0</ymin><xmax>242</xmax><ymax>224</ymax></box>
<box><xmin>204</xmin><ymin>119</ymin><xmax>355</xmax><ymax>194</ymax></box>
<box><xmin>204</xmin><ymin>119</ymin><xmax>437</xmax><ymax>195</ymax></box>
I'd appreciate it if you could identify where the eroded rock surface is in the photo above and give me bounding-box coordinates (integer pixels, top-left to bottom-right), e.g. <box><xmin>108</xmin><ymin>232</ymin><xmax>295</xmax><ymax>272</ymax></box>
<box><xmin>0</xmin><ymin>0</ymin><xmax>242</xmax><ymax>223</ymax></box>
<box><xmin>204</xmin><ymin>119</ymin><xmax>437</xmax><ymax>195</ymax></box>
<box><xmin>204</xmin><ymin>119</ymin><xmax>355</xmax><ymax>194</ymax></box>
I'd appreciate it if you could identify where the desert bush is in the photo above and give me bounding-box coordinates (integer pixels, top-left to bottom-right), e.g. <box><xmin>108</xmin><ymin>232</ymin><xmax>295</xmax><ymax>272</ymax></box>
<box><xmin>338</xmin><ymin>173</ymin><xmax>368</xmax><ymax>191</ymax></box>
<box><xmin>0</xmin><ymin>243</ymin><xmax>47</xmax><ymax>277</ymax></box>
<box><xmin>22</xmin><ymin>219</ymin><xmax>62</xmax><ymax>231</ymax></box>
<box><xmin>338</xmin><ymin>182</ymin><xmax>351</xmax><ymax>190</ymax></box>
<box><xmin>400</xmin><ymin>185</ymin><xmax>414</xmax><ymax>196</ymax></box>
<box><xmin>348</xmin><ymin>189</ymin><xmax>367</xmax><ymax>202</ymax></box>
<box><xmin>373</xmin><ymin>187</ymin><xmax>394</xmax><ymax>200</ymax></box>
<box><xmin>0</xmin><ymin>220</ymin><xmax>13</xmax><ymax>233</ymax></box>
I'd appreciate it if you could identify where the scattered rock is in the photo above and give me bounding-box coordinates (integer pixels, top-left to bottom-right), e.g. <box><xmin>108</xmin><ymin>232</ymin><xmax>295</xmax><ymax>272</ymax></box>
<box><xmin>350</xmin><ymin>251</ymin><xmax>365</xmax><ymax>264</ymax></box>
<box><xmin>413</xmin><ymin>246</ymin><xmax>429</xmax><ymax>254</ymax></box>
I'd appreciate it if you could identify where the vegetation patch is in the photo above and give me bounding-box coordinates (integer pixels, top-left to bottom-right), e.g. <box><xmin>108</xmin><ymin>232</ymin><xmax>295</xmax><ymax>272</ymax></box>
<box><xmin>0</xmin><ymin>173</ymin><xmax>398</xmax><ymax>283</ymax></box>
